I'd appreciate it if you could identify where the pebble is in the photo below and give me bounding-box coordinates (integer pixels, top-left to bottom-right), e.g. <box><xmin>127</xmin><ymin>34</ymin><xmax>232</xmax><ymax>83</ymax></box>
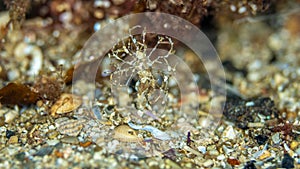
<box><xmin>222</xmin><ymin>125</ymin><xmax>237</xmax><ymax>140</ymax></box>
<box><xmin>254</xmin><ymin>135</ymin><xmax>269</xmax><ymax>145</ymax></box>
<box><xmin>290</xmin><ymin>141</ymin><xmax>299</xmax><ymax>150</ymax></box>
<box><xmin>4</xmin><ymin>111</ymin><xmax>18</xmax><ymax>123</ymax></box>
<box><xmin>217</xmin><ymin>154</ymin><xmax>226</xmax><ymax>160</ymax></box>
<box><xmin>46</xmin><ymin>139</ymin><xmax>60</xmax><ymax>146</ymax></box>
<box><xmin>15</xmin><ymin>152</ymin><xmax>26</xmax><ymax>161</ymax></box>
<box><xmin>295</xmin><ymin>147</ymin><xmax>300</xmax><ymax>155</ymax></box>
<box><xmin>0</xmin><ymin>117</ymin><xmax>4</xmax><ymax>126</ymax></box>
<box><xmin>6</xmin><ymin>130</ymin><xmax>15</xmax><ymax>139</ymax></box>
<box><xmin>203</xmin><ymin>159</ymin><xmax>214</xmax><ymax>167</ymax></box>
<box><xmin>209</xmin><ymin>149</ymin><xmax>220</xmax><ymax>156</ymax></box>
<box><xmin>244</xmin><ymin>160</ymin><xmax>257</xmax><ymax>169</ymax></box>
<box><xmin>258</xmin><ymin>150</ymin><xmax>271</xmax><ymax>160</ymax></box>
<box><xmin>47</xmin><ymin>130</ymin><xmax>59</xmax><ymax>139</ymax></box>
<box><xmin>111</xmin><ymin>0</ymin><xmax>125</xmax><ymax>5</ymax></box>
<box><xmin>227</xmin><ymin>158</ymin><xmax>240</xmax><ymax>166</ymax></box>
<box><xmin>281</xmin><ymin>153</ymin><xmax>294</xmax><ymax>168</ymax></box>
<box><xmin>271</xmin><ymin>133</ymin><xmax>281</xmax><ymax>144</ymax></box>
<box><xmin>7</xmin><ymin>135</ymin><xmax>18</xmax><ymax>144</ymax></box>
<box><xmin>34</xmin><ymin>146</ymin><xmax>54</xmax><ymax>156</ymax></box>
<box><xmin>79</xmin><ymin>141</ymin><xmax>93</xmax><ymax>147</ymax></box>
<box><xmin>197</xmin><ymin>146</ymin><xmax>206</xmax><ymax>154</ymax></box>
<box><xmin>61</xmin><ymin>136</ymin><xmax>79</xmax><ymax>144</ymax></box>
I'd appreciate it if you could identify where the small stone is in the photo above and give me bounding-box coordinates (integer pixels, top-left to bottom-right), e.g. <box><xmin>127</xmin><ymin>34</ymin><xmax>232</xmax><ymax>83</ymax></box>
<box><xmin>61</xmin><ymin>136</ymin><xmax>79</xmax><ymax>144</ymax></box>
<box><xmin>111</xmin><ymin>0</ymin><xmax>125</xmax><ymax>5</ymax></box>
<box><xmin>282</xmin><ymin>153</ymin><xmax>294</xmax><ymax>168</ymax></box>
<box><xmin>217</xmin><ymin>154</ymin><xmax>226</xmax><ymax>160</ymax></box>
<box><xmin>203</xmin><ymin>159</ymin><xmax>214</xmax><ymax>167</ymax></box>
<box><xmin>46</xmin><ymin>139</ymin><xmax>60</xmax><ymax>146</ymax></box>
<box><xmin>227</xmin><ymin>158</ymin><xmax>240</xmax><ymax>166</ymax></box>
<box><xmin>209</xmin><ymin>149</ymin><xmax>220</xmax><ymax>156</ymax></box>
<box><xmin>290</xmin><ymin>141</ymin><xmax>299</xmax><ymax>150</ymax></box>
<box><xmin>244</xmin><ymin>160</ymin><xmax>257</xmax><ymax>169</ymax></box>
<box><xmin>222</xmin><ymin>126</ymin><xmax>237</xmax><ymax>140</ymax></box>
<box><xmin>4</xmin><ymin>111</ymin><xmax>18</xmax><ymax>123</ymax></box>
<box><xmin>197</xmin><ymin>146</ymin><xmax>206</xmax><ymax>154</ymax></box>
<box><xmin>254</xmin><ymin>135</ymin><xmax>269</xmax><ymax>145</ymax></box>
<box><xmin>6</xmin><ymin>130</ymin><xmax>15</xmax><ymax>139</ymax></box>
<box><xmin>0</xmin><ymin>117</ymin><xmax>5</xmax><ymax>126</ymax></box>
<box><xmin>271</xmin><ymin>133</ymin><xmax>281</xmax><ymax>144</ymax></box>
<box><xmin>34</xmin><ymin>146</ymin><xmax>54</xmax><ymax>156</ymax></box>
<box><xmin>79</xmin><ymin>141</ymin><xmax>93</xmax><ymax>147</ymax></box>
<box><xmin>258</xmin><ymin>150</ymin><xmax>271</xmax><ymax>160</ymax></box>
<box><xmin>15</xmin><ymin>152</ymin><xmax>26</xmax><ymax>161</ymax></box>
<box><xmin>7</xmin><ymin>135</ymin><xmax>18</xmax><ymax>144</ymax></box>
<box><xmin>47</xmin><ymin>130</ymin><xmax>59</xmax><ymax>139</ymax></box>
<box><xmin>295</xmin><ymin>147</ymin><xmax>300</xmax><ymax>155</ymax></box>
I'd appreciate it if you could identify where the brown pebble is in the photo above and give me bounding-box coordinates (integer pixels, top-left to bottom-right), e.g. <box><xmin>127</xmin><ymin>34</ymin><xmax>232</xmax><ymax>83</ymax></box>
<box><xmin>8</xmin><ymin>135</ymin><xmax>18</xmax><ymax>144</ymax></box>
<box><xmin>227</xmin><ymin>158</ymin><xmax>240</xmax><ymax>166</ymax></box>
<box><xmin>54</xmin><ymin>150</ymin><xmax>64</xmax><ymax>158</ymax></box>
<box><xmin>79</xmin><ymin>141</ymin><xmax>93</xmax><ymax>147</ymax></box>
<box><xmin>36</xmin><ymin>100</ymin><xmax>43</xmax><ymax>107</ymax></box>
<box><xmin>111</xmin><ymin>0</ymin><xmax>125</xmax><ymax>5</ymax></box>
<box><xmin>259</xmin><ymin>150</ymin><xmax>271</xmax><ymax>160</ymax></box>
<box><xmin>0</xmin><ymin>117</ymin><xmax>5</xmax><ymax>126</ymax></box>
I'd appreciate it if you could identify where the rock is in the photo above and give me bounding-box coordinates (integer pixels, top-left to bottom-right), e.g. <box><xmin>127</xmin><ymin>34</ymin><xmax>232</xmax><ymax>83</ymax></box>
<box><xmin>15</xmin><ymin>152</ymin><xmax>26</xmax><ymax>161</ymax></box>
<box><xmin>61</xmin><ymin>136</ymin><xmax>79</xmax><ymax>144</ymax></box>
<box><xmin>4</xmin><ymin>111</ymin><xmax>18</xmax><ymax>123</ymax></box>
<box><xmin>258</xmin><ymin>150</ymin><xmax>271</xmax><ymax>160</ymax></box>
<box><xmin>244</xmin><ymin>160</ymin><xmax>257</xmax><ymax>169</ymax></box>
<box><xmin>203</xmin><ymin>159</ymin><xmax>214</xmax><ymax>167</ymax></box>
<box><xmin>254</xmin><ymin>135</ymin><xmax>269</xmax><ymax>145</ymax></box>
<box><xmin>6</xmin><ymin>130</ymin><xmax>15</xmax><ymax>139</ymax></box>
<box><xmin>217</xmin><ymin>154</ymin><xmax>226</xmax><ymax>160</ymax></box>
<box><xmin>197</xmin><ymin>146</ymin><xmax>206</xmax><ymax>154</ymax></box>
<box><xmin>281</xmin><ymin>153</ymin><xmax>294</xmax><ymax>169</ymax></box>
<box><xmin>0</xmin><ymin>117</ymin><xmax>4</xmax><ymax>126</ymax></box>
<box><xmin>271</xmin><ymin>133</ymin><xmax>281</xmax><ymax>144</ymax></box>
<box><xmin>222</xmin><ymin>125</ymin><xmax>237</xmax><ymax>140</ymax></box>
<box><xmin>34</xmin><ymin>146</ymin><xmax>54</xmax><ymax>156</ymax></box>
<box><xmin>46</xmin><ymin>139</ymin><xmax>60</xmax><ymax>146</ymax></box>
<box><xmin>7</xmin><ymin>135</ymin><xmax>18</xmax><ymax>144</ymax></box>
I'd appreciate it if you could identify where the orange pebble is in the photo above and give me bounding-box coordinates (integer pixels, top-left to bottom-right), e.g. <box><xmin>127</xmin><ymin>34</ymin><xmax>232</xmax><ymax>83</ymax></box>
<box><xmin>79</xmin><ymin>141</ymin><xmax>93</xmax><ymax>147</ymax></box>
<box><xmin>227</xmin><ymin>158</ymin><xmax>240</xmax><ymax>166</ymax></box>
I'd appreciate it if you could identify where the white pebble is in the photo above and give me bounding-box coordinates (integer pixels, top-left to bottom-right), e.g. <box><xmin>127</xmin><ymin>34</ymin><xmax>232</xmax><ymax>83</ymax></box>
<box><xmin>203</xmin><ymin>159</ymin><xmax>214</xmax><ymax>167</ymax></box>
<box><xmin>197</xmin><ymin>146</ymin><xmax>206</xmax><ymax>154</ymax></box>
<box><xmin>4</xmin><ymin>111</ymin><xmax>18</xmax><ymax>123</ymax></box>
<box><xmin>217</xmin><ymin>154</ymin><xmax>226</xmax><ymax>160</ymax></box>
<box><xmin>222</xmin><ymin>125</ymin><xmax>237</xmax><ymax>140</ymax></box>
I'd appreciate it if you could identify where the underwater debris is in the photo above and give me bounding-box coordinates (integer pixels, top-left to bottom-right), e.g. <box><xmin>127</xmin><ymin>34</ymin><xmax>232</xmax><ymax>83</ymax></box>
<box><xmin>55</xmin><ymin>117</ymin><xmax>85</xmax><ymax>137</ymax></box>
<box><xmin>223</xmin><ymin>97</ymin><xmax>279</xmax><ymax>129</ymax></box>
<box><xmin>128</xmin><ymin>121</ymin><xmax>171</xmax><ymax>141</ymax></box>
<box><xmin>0</xmin><ymin>82</ymin><xmax>38</xmax><ymax>105</ymax></box>
<box><xmin>112</xmin><ymin>124</ymin><xmax>141</xmax><ymax>143</ymax></box>
<box><xmin>50</xmin><ymin>93</ymin><xmax>82</xmax><ymax>116</ymax></box>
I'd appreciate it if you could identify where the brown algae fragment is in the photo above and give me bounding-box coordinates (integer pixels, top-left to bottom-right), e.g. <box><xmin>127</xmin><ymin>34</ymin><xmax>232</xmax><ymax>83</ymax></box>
<box><xmin>0</xmin><ymin>83</ymin><xmax>38</xmax><ymax>105</ymax></box>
